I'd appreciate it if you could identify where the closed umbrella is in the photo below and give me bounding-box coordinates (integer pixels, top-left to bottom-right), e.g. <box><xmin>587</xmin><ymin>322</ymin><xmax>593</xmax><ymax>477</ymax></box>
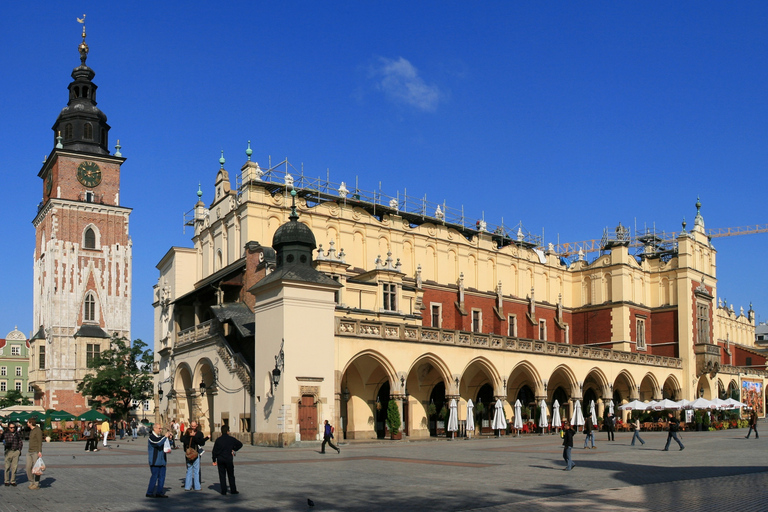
<box><xmin>513</xmin><ymin>399</ymin><xmax>523</xmax><ymax>435</ymax></box>
<box><xmin>466</xmin><ymin>399</ymin><xmax>475</xmax><ymax>435</ymax></box>
<box><xmin>608</xmin><ymin>400</ymin><xmax>615</xmax><ymax>416</ymax></box>
<box><xmin>447</xmin><ymin>399</ymin><xmax>458</xmax><ymax>439</ymax></box>
<box><xmin>539</xmin><ymin>399</ymin><xmax>549</xmax><ymax>430</ymax></box>
<box><xmin>571</xmin><ymin>400</ymin><xmax>585</xmax><ymax>427</ymax></box>
<box><xmin>491</xmin><ymin>399</ymin><xmax>507</xmax><ymax>437</ymax></box>
<box><xmin>551</xmin><ymin>400</ymin><xmax>562</xmax><ymax>429</ymax></box>
<box><xmin>589</xmin><ymin>400</ymin><xmax>597</xmax><ymax>426</ymax></box>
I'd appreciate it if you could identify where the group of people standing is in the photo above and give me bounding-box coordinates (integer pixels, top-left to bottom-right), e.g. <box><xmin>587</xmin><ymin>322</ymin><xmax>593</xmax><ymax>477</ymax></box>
<box><xmin>2</xmin><ymin>417</ymin><xmax>43</xmax><ymax>489</ymax></box>
<box><xmin>146</xmin><ymin>420</ymin><xmax>243</xmax><ymax>498</ymax></box>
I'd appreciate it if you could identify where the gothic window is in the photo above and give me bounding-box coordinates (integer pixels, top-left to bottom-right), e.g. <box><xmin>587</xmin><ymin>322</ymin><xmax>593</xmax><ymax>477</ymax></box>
<box><xmin>508</xmin><ymin>315</ymin><xmax>517</xmax><ymax>337</ymax></box>
<box><xmin>64</xmin><ymin>123</ymin><xmax>73</xmax><ymax>140</ymax></box>
<box><xmin>697</xmin><ymin>302</ymin><xmax>710</xmax><ymax>344</ymax></box>
<box><xmin>38</xmin><ymin>346</ymin><xmax>45</xmax><ymax>370</ymax></box>
<box><xmin>636</xmin><ymin>318</ymin><xmax>647</xmax><ymax>351</ymax></box>
<box><xmin>83</xmin><ymin>227</ymin><xmax>97</xmax><ymax>249</ymax></box>
<box><xmin>538</xmin><ymin>319</ymin><xmax>547</xmax><ymax>341</ymax></box>
<box><xmin>431</xmin><ymin>304</ymin><xmax>442</xmax><ymax>328</ymax></box>
<box><xmin>472</xmin><ymin>309</ymin><xmax>482</xmax><ymax>333</ymax></box>
<box><xmin>84</xmin><ymin>293</ymin><xmax>96</xmax><ymax>322</ymax></box>
<box><xmin>87</xmin><ymin>343</ymin><xmax>101</xmax><ymax>366</ymax></box>
<box><xmin>84</xmin><ymin>123</ymin><xmax>93</xmax><ymax>140</ymax></box>
<box><xmin>382</xmin><ymin>283</ymin><xmax>397</xmax><ymax>311</ymax></box>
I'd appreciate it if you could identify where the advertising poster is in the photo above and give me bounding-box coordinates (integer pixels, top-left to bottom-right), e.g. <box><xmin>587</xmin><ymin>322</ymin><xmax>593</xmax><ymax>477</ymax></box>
<box><xmin>741</xmin><ymin>379</ymin><xmax>764</xmax><ymax>417</ymax></box>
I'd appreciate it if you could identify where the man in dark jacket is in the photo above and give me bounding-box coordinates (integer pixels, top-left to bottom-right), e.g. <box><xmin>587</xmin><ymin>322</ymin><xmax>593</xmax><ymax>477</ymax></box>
<box><xmin>146</xmin><ymin>423</ymin><xmax>171</xmax><ymax>498</ymax></box>
<box><xmin>663</xmin><ymin>413</ymin><xmax>685</xmax><ymax>451</ymax></box>
<box><xmin>3</xmin><ymin>422</ymin><xmax>23</xmax><ymax>486</ymax></box>
<box><xmin>745</xmin><ymin>410</ymin><xmax>759</xmax><ymax>439</ymax></box>
<box><xmin>605</xmin><ymin>414</ymin><xmax>615</xmax><ymax>441</ymax></box>
<box><xmin>562</xmin><ymin>421</ymin><xmax>575</xmax><ymax>470</ymax></box>
<box><xmin>211</xmin><ymin>425</ymin><xmax>243</xmax><ymax>495</ymax></box>
<box><xmin>320</xmin><ymin>420</ymin><xmax>340</xmax><ymax>454</ymax></box>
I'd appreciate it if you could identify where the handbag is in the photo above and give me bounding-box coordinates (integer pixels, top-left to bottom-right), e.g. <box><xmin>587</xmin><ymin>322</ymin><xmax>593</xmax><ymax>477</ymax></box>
<box><xmin>185</xmin><ymin>447</ymin><xmax>198</xmax><ymax>461</ymax></box>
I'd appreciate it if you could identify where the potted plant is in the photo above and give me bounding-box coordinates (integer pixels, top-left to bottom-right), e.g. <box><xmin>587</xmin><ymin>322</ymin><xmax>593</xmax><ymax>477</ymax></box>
<box><xmin>386</xmin><ymin>400</ymin><xmax>402</xmax><ymax>440</ymax></box>
<box><xmin>694</xmin><ymin>410</ymin><xmax>703</xmax><ymax>431</ymax></box>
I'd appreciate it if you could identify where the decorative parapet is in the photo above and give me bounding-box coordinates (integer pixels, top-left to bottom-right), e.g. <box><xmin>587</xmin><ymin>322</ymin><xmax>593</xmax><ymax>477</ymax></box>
<box><xmin>177</xmin><ymin>319</ymin><xmax>218</xmax><ymax>346</ymax></box>
<box><xmin>335</xmin><ymin>318</ymin><xmax>683</xmax><ymax>369</ymax></box>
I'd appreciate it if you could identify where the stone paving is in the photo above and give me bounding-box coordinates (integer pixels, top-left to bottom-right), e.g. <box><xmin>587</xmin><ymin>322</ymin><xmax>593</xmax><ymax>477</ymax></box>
<box><xmin>0</xmin><ymin>429</ymin><xmax>764</xmax><ymax>511</ymax></box>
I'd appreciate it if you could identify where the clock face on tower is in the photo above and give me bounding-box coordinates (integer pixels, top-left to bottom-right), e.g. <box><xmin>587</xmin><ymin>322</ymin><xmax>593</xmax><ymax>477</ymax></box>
<box><xmin>77</xmin><ymin>161</ymin><xmax>102</xmax><ymax>188</ymax></box>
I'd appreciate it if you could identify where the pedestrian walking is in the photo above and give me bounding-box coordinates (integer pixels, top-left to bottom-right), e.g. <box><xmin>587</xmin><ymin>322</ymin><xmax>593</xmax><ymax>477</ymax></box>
<box><xmin>25</xmin><ymin>418</ymin><xmax>43</xmax><ymax>490</ymax></box>
<box><xmin>320</xmin><ymin>420</ymin><xmax>340</xmax><ymax>454</ymax></box>
<box><xmin>745</xmin><ymin>410</ymin><xmax>759</xmax><ymax>439</ymax></box>
<box><xmin>562</xmin><ymin>421</ymin><xmax>575</xmax><ymax>470</ymax></box>
<box><xmin>583</xmin><ymin>419</ymin><xmax>595</xmax><ymax>449</ymax></box>
<box><xmin>146</xmin><ymin>423</ymin><xmax>171</xmax><ymax>498</ymax></box>
<box><xmin>3</xmin><ymin>422</ymin><xmax>23</xmax><ymax>486</ymax></box>
<box><xmin>181</xmin><ymin>421</ymin><xmax>208</xmax><ymax>491</ymax></box>
<box><xmin>662</xmin><ymin>413</ymin><xmax>684</xmax><ymax>451</ymax></box>
<box><xmin>211</xmin><ymin>425</ymin><xmax>243</xmax><ymax>495</ymax></box>
<box><xmin>100</xmin><ymin>419</ymin><xmax>110</xmax><ymax>447</ymax></box>
<box><xmin>630</xmin><ymin>417</ymin><xmax>645</xmax><ymax>446</ymax></box>
<box><xmin>605</xmin><ymin>414</ymin><xmax>615</xmax><ymax>441</ymax></box>
<box><xmin>83</xmin><ymin>422</ymin><xmax>96</xmax><ymax>452</ymax></box>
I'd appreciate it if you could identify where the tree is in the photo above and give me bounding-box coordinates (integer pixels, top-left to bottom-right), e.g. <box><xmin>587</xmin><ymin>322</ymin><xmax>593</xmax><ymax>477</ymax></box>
<box><xmin>77</xmin><ymin>335</ymin><xmax>154</xmax><ymax>420</ymax></box>
<box><xmin>386</xmin><ymin>399</ymin><xmax>401</xmax><ymax>435</ymax></box>
<box><xmin>0</xmin><ymin>390</ymin><xmax>32</xmax><ymax>409</ymax></box>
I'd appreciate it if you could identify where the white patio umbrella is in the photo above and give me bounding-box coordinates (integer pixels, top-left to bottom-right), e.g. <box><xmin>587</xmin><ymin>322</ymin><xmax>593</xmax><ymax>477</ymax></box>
<box><xmin>619</xmin><ymin>400</ymin><xmax>649</xmax><ymax>411</ymax></box>
<box><xmin>491</xmin><ymin>399</ymin><xmax>507</xmax><ymax>437</ymax></box>
<box><xmin>513</xmin><ymin>399</ymin><xmax>523</xmax><ymax>433</ymax></box>
<box><xmin>676</xmin><ymin>399</ymin><xmax>692</xmax><ymax>409</ymax></box>
<box><xmin>589</xmin><ymin>400</ymin><xmax>597</xmax><ymax>426</ymax></box>
<box><xmin>539</xmin><ymin>399</ymin><xmax>549</xmax><ymax>430</ymax></box>
<box><xmin>723</xmin><ymin>398</ymin><xmax>749</xmax><ymax>409</ymax></box>
<box><xmin>711</xmin><ymin>398</ymin><xmax>730</xmax><ymax>410</ymax></box>
<box><xmin>607</xmin><ymin>400</ymin><xmax>615</xmax><ymax>416</ymax></box>
<box><xmin>651</xmin><ymin>398</ymin><xmax>681</xmax><ymax>410</ymax></box>
<box><xmin>447</xmin><ymin>399</ymin><xmax>459</xmax><ymax>439</ymax></box>
<box><xmin>689</xmin><ymin>397</ymin><xmax>716</xmax><ymax>409</ymax></box>
<box><xmin>466</xmin><ymin>399</ymin><xmax>475</xmax><ymax>434</ymax></box>
<box><xmin>551</xmin><ymin>400</ymin><xmax>562</xmax><ymax>429</ymax></box>
<box><xmin>571</xmin><ymin>400</ymin><xmax>585</xmax><ymax>427</ymax></box>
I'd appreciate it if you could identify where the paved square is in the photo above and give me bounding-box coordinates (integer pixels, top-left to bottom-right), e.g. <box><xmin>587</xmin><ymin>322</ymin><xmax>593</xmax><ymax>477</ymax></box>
<box><xmin>1</xmin><ymin>429</ymin><xmax>765</xmax><ymax>511</ymax></box>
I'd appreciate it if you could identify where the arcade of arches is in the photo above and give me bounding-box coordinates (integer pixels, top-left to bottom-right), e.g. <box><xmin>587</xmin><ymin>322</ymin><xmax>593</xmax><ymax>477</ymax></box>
<box><xmin>339</xmin><ymin>349</ymin><xmax>714</xmax><ymax>439</ymax></box>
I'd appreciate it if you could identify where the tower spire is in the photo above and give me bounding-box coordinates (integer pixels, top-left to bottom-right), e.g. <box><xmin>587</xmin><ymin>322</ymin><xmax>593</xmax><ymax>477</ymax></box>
<box><xmin>77</xmin><ymin>14</ymin><xmax>89</xmax><ymax>65</ymax></box>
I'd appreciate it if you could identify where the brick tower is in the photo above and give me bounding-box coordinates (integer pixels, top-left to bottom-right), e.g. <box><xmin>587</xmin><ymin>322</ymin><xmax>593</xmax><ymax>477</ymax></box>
<box><xmin>28</xmin><ymin>20</ymin><xmax>132</xmax><ymax>413</ymax></box>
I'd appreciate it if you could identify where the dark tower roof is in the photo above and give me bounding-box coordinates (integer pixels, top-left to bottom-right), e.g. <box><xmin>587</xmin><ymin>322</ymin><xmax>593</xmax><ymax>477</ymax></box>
<box><xmin>51</xmin><ymin>22</ymin><xmax>110</xmax><ymax>155</ymax></box>
<box><xmin>272</xmin><ymin>189</ymin><xmax>316</xmax><ymax>268</ymax></box>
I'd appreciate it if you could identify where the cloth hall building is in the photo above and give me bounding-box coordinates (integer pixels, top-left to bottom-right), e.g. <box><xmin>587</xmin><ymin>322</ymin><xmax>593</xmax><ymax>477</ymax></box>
<box><xmin>153</xmin><ymin>153</ymin><xmax>766</xmax><ymax>445</ymax></box>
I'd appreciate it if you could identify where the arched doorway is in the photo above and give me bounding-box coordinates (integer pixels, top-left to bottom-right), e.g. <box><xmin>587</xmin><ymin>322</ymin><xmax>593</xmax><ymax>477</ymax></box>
<box><xmin>584</xmin><ymin>388</ymin><xmax>598</xmax><ymax>423</ymax></box>
<box><xmin>476</xmin><ymin>383</ymin><xmax>494</xmax><ymax>434</ymax></box>
<box><xmin>516</xmin><ymin>385</ymin><xmax>536</xmax><ymax>423</ymax></box>
<box><xmin>405</xmin><ymin>355</ymin><xmax>450</xmax><ymax>439</ymax></box>
<box><xmin>551</xmin><ymin>386</ymin><xmax>569</xmax><ymax>425</ymax></box>
<box><xmin>340</xmin><ymin>351</ymin><xmax>396</xmax><ymax>440</ymax></box>
<box><xmin>428</xmin><ymin>382</ymin><xmax>446</xmax><ymax>437</ymax></box>
<box><xmin>375</xmin><ymin>382</ymin><xmax>391</xmax><ymax>439</ymax></box>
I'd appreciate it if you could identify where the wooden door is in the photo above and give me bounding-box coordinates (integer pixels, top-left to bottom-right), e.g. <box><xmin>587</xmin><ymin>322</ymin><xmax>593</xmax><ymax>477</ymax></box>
<box><xmin>299</xmin><ymin>395</ymin><xmax>317</xmax><ymax>440</ymax></box>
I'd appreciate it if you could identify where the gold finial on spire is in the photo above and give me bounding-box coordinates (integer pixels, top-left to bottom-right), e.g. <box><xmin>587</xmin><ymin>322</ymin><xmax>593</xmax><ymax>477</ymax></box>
<box><xmin>77</xmin><ymin>14</ymin><xmax>89</xmax><ymax>65</ymax></box>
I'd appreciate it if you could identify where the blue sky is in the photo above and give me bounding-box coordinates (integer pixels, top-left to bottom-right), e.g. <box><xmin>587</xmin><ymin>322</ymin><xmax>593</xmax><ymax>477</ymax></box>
<box><xmin>2</xmin><ymin>2</ymin><xmax>768</xmax><ymax>344</ymax></box>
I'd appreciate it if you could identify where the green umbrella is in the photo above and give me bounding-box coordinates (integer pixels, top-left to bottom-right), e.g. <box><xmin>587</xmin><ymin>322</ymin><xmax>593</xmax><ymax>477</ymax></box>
<box><xmin>9</xmin><ymin>411</ymin><xmax>34</xmax><ymax>422</ymax></box>
<box><xmin>76</xmin><ymin>409</ymin><xmax>110</xmax><ymax>422</ymax></box>
<box><xmin>47</xmin><ymin>409</ymin><xmax>76</xmax><ymax>422</ymax></box>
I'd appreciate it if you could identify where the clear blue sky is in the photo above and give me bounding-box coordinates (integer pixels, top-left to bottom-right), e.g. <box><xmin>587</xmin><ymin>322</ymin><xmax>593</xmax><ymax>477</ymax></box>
<box><xmin>2</xmin><ymin>2</ymin><xmax>767</xmax><ymax>345</ymax></box>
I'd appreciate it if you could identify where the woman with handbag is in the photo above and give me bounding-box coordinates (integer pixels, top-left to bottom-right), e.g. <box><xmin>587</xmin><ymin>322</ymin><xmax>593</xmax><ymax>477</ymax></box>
<box><xmin>181</xmin><ymin>421</ymin><xmax>208</xmax><ymax>491</ymax></box>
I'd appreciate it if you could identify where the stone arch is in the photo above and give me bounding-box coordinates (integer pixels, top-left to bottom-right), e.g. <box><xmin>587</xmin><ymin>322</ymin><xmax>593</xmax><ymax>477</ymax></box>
<box><xmin>460</xmin><ymin>356</ymin><xmax>501</xmax><ymax>397</ymax></box>
<box><xmin>447</xmin><ymin>249</ymin><xmax>458</xmax><ymax>283</ymax></box>
<box><xmin>405</xmin><ymin>353</ymin><xmax>453</xmax><ymax>438</ymax></box>
<box><xmin>353</xmin><ymin>230</ymin><xmax>366</xmax><ymax>270</ymax></box>
<box><xmin>614</xmin><ymin>370</ymin><xmax>637</xmax><ymax>401</ymax></box>
<box><xmin>425</xmin><ymin>244</ymin><xmax>437</xmax><ymax>282</ymax></box>
<box><xmin>340</xmin><ymin>350</ymin><xmax>398</xmax><ymax>440</ymax></box>
<box><xmin>584</xmin><ymin>367</ymin><xmax>610</xmax><ymax>397</ymax></box>
<box><xmin>467</xmin><ymin>254</ymin><xmax>477</xmax><ymax>289</ymax></box>
<box><xmin>192</xmin><ymin>358</ymin><xmax>216</xmax><ymax>433</ymax></box>
<box><xmin>696</xmin><ymin>374</ymin><xmax>714</xmax><ymax>399</ymax></box>
<box><xmin>402</xmin><ymin>240</ymin><xmax>414</xmax><ymax>276</ymax></box>
<box><xmin>172</xmin><ymin>363</ymin><xmax>194</xmax><ymax>425</ymax></box>
<box><xmin>603</xmin><ymin>273</ymin><xmax>612</xmax><ymax>303</ymax></box>
<box><xmin>548</xmin><ymin>364</ymin><xmax>579</xmax><ymax>397</ymax></box>
<box><xmin>662</xmin><ymin>374</ymin><xmax>682</xmax><ymax>400</ymax></box>
<box><xmin>639</xmin><ymin>373</ymin><xmax>660</xmax><ymax>401</ymax></box>
<box><xmin>507</xmin><ymin>361</ymin><xmax>543</xmax><ymax>400</ymax></box>
<box><xmin>509</xmin><ymin>264</ymin><xmax>518</xmax><ymax>297</ymax></box>
<box><xmin>377</xmin><ymin>236</ymin><xmax>390</xmax><ymax>262</ymax></box>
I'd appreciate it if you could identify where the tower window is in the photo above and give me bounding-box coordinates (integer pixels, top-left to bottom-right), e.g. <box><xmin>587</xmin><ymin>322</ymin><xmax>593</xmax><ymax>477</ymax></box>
<box><xmin>84</xmin><ymin>227</ymin><xmax>96</xmax><ymax>249</ymax></box>
<box><xmin>472</xmin><ymin>309</ymin><xmax>482</xmax><ymax>333</ymax></box>
<box><xmin>65</xmin><ymin>123</ymin><xmax>73</xmax><ymax>140</ymax></box>
<box><xmin>431</xmin><ymin>304</ymin><xmax>442</xmax><ymax>328</ymax></box>
<box><xmin>84</xmin><ymin>293</ymin><xmax>96</xmax><ymax>322</ymax></box>
<box><xmin>38</xmin><ymin>346</ymin><xmax>45</xmax><ymax>370</ymax></box>
<box><xmin>84</xmin><ymin>123</ymin><xmax>93</xmax><ymax>140</ymax></box>
<box><xmin>73</xmin><ymin>86</ymin><xmax>80</xmax><ymax>98</ymax></box>
<box><xmin>83</xmin><ymin>86</ymin><xmax>89</xmax><ymax>98</ymax></box>
<box><xmin>636</xmin><ymin>318</ymin><xmax>647</xmax><ymax>351</ymax></box>
<box><xmin>100</xmin><ymin>130</ymin><xmax>107</xmax><ymax>147</ymax></box>
<box><xmin>538</xmin><ymin>319</ymin><xmax>547</xmax><ymax>341</ymax></box>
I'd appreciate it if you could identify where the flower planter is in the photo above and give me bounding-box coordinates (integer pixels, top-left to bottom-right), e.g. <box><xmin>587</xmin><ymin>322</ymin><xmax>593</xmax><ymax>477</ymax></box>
<box><xmin>390</xmin><ymin>432</ymin><xmax>402</xmax><ymax>440</ymax></box>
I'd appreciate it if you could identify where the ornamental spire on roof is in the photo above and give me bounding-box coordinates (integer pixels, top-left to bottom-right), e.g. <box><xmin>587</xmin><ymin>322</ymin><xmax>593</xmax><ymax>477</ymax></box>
<box><xmin>77</xmin><ymin>14</ymin><xmax>88</xmax><ymax>65</ymax></box>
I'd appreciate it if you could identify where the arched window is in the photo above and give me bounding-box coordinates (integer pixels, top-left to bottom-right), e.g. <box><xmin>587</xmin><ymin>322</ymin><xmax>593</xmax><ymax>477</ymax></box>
<box><xmin>64</xmin><ymin>123</ymin><xmax>73</xmax><ymax>140</ymax></box>
<box><xmin>84</xmin><ymin>227</ymin><xmax>96</xmax><ymax>249</ymax></box>
<box><xmin>84</xmin><ymin>293</ymin><xmax>96</xmax><ymax>322</ymax></box>
<box><xmin>84</xmin><ymin>123</ymin><xmax>93</xmax><ymax>140</ymax></box>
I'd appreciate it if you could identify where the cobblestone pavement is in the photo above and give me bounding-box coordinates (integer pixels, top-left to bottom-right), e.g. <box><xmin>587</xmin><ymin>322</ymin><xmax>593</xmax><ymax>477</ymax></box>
<box><xmin>0</xmin><ymin>429</ymin><xmax>764</xmax><ymax>511</ymax></box>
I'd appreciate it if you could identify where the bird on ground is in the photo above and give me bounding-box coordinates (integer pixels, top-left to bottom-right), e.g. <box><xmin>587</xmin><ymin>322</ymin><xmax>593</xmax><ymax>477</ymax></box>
<box><xmin>307</xmin><ymin>498</ymin><xmax>315</xmax><ymax>507</ymax></box>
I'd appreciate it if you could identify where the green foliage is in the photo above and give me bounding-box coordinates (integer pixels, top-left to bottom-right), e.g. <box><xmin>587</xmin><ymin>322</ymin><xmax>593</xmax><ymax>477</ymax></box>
<box><xmin>439</xmin><ymin>405</ymin><xmax>449</xmax><ymax>421</ymax></box>
<box><xmin>702</xmin><ymin>413</ymin><xmax>711</xmax><ymax>426</ymax></box>
<box><xmin>76</xmin><ymin>335</ymin><xmax>154</xmax><ymax>420</ymax></box>
<box><xmin>0</xmin><ymin>390</ymin><xmax>32</xmax><ymax>409</ymax></box>
<box><xmin>427</xmin><ymin>402</ymin><xmax>437</xmax><ymax>417</ymax></box>
<box><xmin>386</xmin><ymin>400</ymin><xmax>401</xmax><ymax>435</ymax></box>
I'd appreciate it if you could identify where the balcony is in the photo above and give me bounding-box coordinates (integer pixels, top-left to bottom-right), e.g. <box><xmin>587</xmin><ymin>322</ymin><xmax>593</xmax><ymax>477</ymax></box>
<box><xmin>176</xmin><ymin>319</ymin><xmax>219</xmax><ymax>347</ymax></box>
<box><xmin>694</xmin><ymin>342</ymin><xmax>721</xmax><ymax>377</ymax></box>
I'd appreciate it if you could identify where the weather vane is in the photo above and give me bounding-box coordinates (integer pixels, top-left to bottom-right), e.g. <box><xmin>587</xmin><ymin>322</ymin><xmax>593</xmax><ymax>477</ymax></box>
<box><xmin>77</xmin><ymin>14</ymin><xmax>89</xmax><ymax>65</ymax></box>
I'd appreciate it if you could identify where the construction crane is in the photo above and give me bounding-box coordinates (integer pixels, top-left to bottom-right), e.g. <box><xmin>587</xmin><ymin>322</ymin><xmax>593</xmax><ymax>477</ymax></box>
<box><xmin>552</xmin><ymin>224</ymin><xmax>768</xmax><ymax>258</ymax></box>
